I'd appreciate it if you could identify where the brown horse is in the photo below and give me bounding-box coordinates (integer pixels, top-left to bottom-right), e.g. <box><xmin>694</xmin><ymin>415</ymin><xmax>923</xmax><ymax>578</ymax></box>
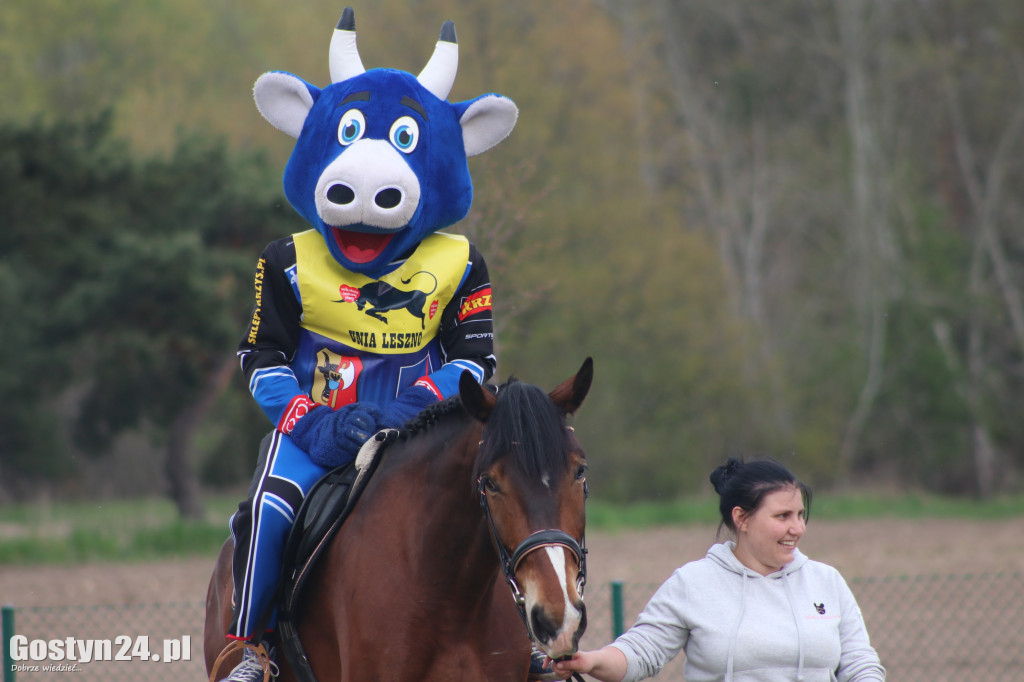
<box><xmin>205</xmin><ymin>358</ymin><xmax>593</xmax><ymax>681</ymax></box>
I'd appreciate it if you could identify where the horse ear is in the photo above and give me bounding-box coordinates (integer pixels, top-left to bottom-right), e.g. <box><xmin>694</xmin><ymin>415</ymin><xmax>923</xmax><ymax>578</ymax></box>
<box><xmin>459</xmin><ymin>370</ymin><xmax>496</xmax><ymax>422</ymax></box>
<box><xmin>549</xmin><ymin>357</ymin><xmax>594</xmax><ymax>416</ymax></box>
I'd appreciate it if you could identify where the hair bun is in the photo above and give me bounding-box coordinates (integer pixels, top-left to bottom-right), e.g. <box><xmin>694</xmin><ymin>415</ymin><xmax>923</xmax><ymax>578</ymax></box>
<box><xmin>709</xmin><ymin>457</ymin><xmax>743</xmax><ymax>494</ymax></box>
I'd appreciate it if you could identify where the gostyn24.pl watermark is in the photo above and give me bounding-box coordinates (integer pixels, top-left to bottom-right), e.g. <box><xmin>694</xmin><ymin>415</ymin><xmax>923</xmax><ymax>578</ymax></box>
<box><xmin>9</xmin><ymin>634</ymin><xmax>192</xmax><ymax>672</ymax></box>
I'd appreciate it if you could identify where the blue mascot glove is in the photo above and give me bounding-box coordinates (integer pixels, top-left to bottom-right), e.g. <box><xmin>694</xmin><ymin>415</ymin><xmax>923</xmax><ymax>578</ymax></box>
<box><xmin>382</xmin><ymin>385</ymin><xmax>438</xmax><ymax>428</ymax></box>
<box><xmin>289</xmin><ymin>402</ymin><xmax>384</xmax><ymax>469</ymax></box>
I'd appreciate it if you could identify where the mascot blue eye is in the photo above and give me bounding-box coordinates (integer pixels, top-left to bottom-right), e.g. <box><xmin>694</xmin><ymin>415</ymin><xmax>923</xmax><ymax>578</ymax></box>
<box><xmin>338</xmin><ymin>109</ymin><xmax>366</xmax><ymax>146</ymax></box>
<box><xmin>389</xmin><ymin>116</ymin><xmax>419</xmax><ymax>153</ymax></box>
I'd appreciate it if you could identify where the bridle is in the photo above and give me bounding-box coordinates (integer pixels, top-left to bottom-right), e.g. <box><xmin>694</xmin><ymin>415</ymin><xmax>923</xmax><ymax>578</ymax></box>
<box><xmin>477</xmin><ymin>474</ymin><xmax>589</xmax><ymax>629</ymax></box>
<box><xmin>471</xmin><ymin>386</ymin><xmax>590</xmax><ymax>681</ymax></box>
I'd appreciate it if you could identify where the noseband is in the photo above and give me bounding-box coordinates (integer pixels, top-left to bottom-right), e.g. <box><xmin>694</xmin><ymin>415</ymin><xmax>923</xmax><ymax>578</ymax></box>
<box><xmin>477</xmin><ymin>477</ymin><xmax>588</xmax><ymax>623</ymax></box>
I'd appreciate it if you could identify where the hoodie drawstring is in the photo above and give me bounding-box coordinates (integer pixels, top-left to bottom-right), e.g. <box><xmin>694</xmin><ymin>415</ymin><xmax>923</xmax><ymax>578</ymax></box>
<box><xmin>725</xmin><ymin>569</ymin><xmax>749</xmax><ymax>682</ymax></box>
<box><xmin>782</xmin><ymin>573</ymin><xmax>805</xmax><ymax>682</ymax></box>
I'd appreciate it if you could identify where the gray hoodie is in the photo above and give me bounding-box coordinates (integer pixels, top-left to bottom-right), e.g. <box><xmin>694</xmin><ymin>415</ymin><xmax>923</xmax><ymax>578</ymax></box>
<box><xmin>610</xmin><ymin>542</ymin><xmax>885</xmax><ymax>681</ymax></box>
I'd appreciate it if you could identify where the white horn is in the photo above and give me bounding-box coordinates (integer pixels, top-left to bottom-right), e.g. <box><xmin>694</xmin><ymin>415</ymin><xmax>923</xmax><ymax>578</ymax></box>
<box><xmin>417</xmin><ymin>21</ymin><xmax>458</xmax><ymax>101</ymax></box>
<box><xmin>329</xmin><ymin>7</ymin><xmax>366</xmax><ymax>84</ymax></box>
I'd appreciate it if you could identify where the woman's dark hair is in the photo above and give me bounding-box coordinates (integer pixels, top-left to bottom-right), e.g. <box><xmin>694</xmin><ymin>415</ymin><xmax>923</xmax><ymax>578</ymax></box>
<box><xmin>709</xmin><ymin>456</ymin><xmax>812</xmax><ymax>534</ymax></box>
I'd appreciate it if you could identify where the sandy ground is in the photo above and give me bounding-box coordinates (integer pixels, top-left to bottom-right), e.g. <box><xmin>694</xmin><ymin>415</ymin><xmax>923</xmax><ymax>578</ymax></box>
<box><xmin>1</xmin><ymin>518</ymin><xmax>1021</xmax><ymax>681</ymax></box>
<box><xmin>1</xmin><ymin>517</ymin><xmax>1021</xmax><ymax>609</ymax></box>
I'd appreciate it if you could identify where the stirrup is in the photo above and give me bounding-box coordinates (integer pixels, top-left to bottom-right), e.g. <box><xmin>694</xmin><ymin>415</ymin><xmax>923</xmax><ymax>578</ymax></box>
<box><xmin>209</xmin><ymin>639</ymin><xmax>279</xmax><ymax>682</ymax></box>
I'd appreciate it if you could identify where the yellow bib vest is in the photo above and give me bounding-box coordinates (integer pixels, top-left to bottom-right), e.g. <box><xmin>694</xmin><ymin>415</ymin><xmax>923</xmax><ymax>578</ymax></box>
<box><xmin>292</xmin><ymin>229</ymin><xmax>469</xmax><ymax>407</ymax></box>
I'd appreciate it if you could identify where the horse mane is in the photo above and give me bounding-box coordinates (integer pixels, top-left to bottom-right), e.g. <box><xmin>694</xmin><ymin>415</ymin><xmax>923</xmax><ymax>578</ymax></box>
<box><xmin>398</xmin><ymin>393</ymin><xmax>469</xmax><ymax>437</ymax></box>
<box><xmin>388</xmin><ymin>378</ymin><xmax>570</xmax><ymax>482</ymax></box>
<box><xmin>473</xmin><ymin>378</ymin><xmax>572</xmax><ymax>482</ymax></box>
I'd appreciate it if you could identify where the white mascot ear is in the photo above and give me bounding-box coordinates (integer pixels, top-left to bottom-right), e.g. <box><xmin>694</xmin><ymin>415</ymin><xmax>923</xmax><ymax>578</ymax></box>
<box><xmin>460</xmin><ymin>95</ymin><xmax>518</xmax><ymax>157</ymax></box>
<box><xmin>253</xmin><ymin>72</ymin><xmax>316</xmax><ymax>139</ymax></box>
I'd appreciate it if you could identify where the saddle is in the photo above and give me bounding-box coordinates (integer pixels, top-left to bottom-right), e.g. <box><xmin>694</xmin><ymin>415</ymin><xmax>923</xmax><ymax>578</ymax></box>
<box><xmin>274</xmin><ymin>429</ymin><xmax>396</xmax><ymax>682</ymax></box>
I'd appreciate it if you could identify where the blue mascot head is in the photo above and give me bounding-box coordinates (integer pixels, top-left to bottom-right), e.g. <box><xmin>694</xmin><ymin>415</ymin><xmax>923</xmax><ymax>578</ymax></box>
<box><xmin>253</xmin><ymin>7</ymin><xmax>518</xmax><ymax>278</ymax></box>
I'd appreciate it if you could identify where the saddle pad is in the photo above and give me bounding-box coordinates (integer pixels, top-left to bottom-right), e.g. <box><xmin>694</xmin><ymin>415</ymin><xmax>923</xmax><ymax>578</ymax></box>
<box><xmin>275</xmin><ymin>430</ymin><xmax>394</xmax><ymax>682</ymax></box>
<box><xmin>280</xmin><ymin>463</ymin><xmax>357</xmax><ymax>611</ymax></box>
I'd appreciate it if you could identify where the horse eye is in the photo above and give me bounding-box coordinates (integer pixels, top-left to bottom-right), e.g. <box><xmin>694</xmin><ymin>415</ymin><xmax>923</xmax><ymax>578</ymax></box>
<box><xmin>575</xmin><ymin>465</ymin><xmax>588</xmax><ymax>482</ymax></box>
<box><xmin>483</xmin><ymin>476</ymin><xmax>500</xmax><ymax>493</ymax></box>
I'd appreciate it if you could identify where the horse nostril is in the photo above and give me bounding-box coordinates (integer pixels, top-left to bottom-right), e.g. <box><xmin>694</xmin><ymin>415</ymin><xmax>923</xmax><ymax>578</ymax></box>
<box><xmin>327</xmin><ymin>184</ymin><xmax>355</xmax><ymax>205</ymax></box>
<box><xmin>530</xmin><ymin>606</ymin><xmax>559</xmax><ymax>644</ymax></box>
<box><xmin>375</xmin><ymin>188</ymin><xmax>402</xmax><ymax>209</ymax></box>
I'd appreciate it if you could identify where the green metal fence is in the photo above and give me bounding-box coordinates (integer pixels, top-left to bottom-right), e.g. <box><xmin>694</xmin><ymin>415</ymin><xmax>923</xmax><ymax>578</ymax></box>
<box><xmin>4</xmin><ymin>572</ymin><xmax>1023</xmax><ymax>681</ymax></box>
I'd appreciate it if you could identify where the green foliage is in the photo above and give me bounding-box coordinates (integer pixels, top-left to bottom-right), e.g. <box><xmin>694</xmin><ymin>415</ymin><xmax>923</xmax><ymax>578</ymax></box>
<box><xmin>3</xmin><ymin>0</ymin><xmax>1024</xmax><ymax>504</ymax></box>
<box><xmin>0</xmin><ymin>113</ymin><xmax>300</xmax><ymax>492</ymax></box>
<box><xmin>0</xmin><ymin>113</ymin><xmax>125</xmax><ymax>476</ymax></box>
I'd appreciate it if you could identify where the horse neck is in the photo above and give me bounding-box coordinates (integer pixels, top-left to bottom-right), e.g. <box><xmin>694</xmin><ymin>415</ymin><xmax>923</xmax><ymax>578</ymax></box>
<box><xmin>377</xmin><ymin>416</ymin><xmax>499</xmax><ymax>591</ymax></box>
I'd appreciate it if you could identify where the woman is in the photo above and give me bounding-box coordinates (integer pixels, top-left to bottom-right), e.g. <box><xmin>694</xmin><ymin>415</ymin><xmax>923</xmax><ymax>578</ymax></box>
<box><xmin>550</xmin><ymin>457</ymin><xmax>885</xmax><ymax>681</ymax></box>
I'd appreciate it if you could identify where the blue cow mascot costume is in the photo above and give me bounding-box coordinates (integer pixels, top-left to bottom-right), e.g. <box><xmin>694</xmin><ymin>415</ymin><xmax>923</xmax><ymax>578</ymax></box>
<box><xmin>216</xmin><ymin>8</ymin><xmax>521</xmax><ymax>681</ymax></box>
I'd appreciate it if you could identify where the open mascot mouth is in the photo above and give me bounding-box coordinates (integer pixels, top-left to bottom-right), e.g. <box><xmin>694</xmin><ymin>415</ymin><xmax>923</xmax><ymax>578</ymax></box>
<box><xmin>333</xmin><ymin>227</ymin><xmax>394</xmax><ymax>263</ymax></box>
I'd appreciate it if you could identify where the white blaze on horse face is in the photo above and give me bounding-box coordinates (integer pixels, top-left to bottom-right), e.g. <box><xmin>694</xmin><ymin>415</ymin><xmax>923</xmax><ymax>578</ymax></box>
<box><xmin>522</xmin><ymin>546</ymin><xmax>584</xmax><ymax>657</ymax></box>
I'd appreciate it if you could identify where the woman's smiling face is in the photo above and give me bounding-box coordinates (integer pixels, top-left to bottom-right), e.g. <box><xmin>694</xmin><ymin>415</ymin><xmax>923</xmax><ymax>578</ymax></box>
<box><xmin>732</xmin><ymin>484</ymin><xmax>806</xmax><ymax>576</ymax></box>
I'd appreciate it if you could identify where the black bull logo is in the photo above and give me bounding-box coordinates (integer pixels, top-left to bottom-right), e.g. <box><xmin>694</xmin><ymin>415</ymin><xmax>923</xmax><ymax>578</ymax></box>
<box><xmin>335</xmin><ymin>271</ymin><xmax>438</xmax><ymax>329</ymax></box>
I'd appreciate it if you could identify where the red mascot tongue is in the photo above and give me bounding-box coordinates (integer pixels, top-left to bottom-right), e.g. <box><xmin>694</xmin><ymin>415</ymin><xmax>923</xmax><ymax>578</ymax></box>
<box><xmin>333</xmin><ymin>228</ymin><xmax>394</xmax><ymax>264</ymax></box>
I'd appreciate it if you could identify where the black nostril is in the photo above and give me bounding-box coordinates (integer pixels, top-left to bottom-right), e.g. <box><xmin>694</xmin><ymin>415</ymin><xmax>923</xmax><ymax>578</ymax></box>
<box><xmin>327</xmin><ymin>184</ymin><xmax>355</xmax><ymax>205</ymax></box>
<box><xmin>375</xmin><ymin>188</ymin><xmax>402</xmax><ymax>209</ymax></box>
<box><xmin>530</xmin><ymin>606</ymin><xmax>559</xmax><ymax>644</ymax></box>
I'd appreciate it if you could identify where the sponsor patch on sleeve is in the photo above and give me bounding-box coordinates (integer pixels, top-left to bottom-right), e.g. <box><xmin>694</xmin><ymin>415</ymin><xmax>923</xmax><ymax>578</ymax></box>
<box><xmin>278</xmin><ymin>395</ymin><xmax>318</xmax><ymax>434</ymax></box>
<box><xmin>458</xmin><ymin>287</ymin><xmax>492</xmax><ymax>321</ymax></box>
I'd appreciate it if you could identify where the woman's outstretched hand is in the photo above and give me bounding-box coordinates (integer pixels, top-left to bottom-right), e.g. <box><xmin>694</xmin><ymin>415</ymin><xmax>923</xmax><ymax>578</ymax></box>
<box><xmin>551</xmin><ymin>651</ymin><xmax>590</xmax><ymax>678</ymax></box>
<box><xmin>550</xmin><ymin>647</ymin><xmax>628</xmax><ymax>682</ymax></box>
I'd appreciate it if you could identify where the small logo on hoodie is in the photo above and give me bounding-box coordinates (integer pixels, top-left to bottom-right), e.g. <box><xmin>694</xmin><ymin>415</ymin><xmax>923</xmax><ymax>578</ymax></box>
<box><xmin>814</xmin><ymin>602</ymin><xmax>826</xmax><ymax>615</ymax></box>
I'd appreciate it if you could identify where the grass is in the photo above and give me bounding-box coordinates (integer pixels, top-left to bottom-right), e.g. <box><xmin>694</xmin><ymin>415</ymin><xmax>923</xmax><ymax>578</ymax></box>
<box><xmin>0</xmin><ymin>494</ymin><xmax>240</xmax><ymax>564</ymax></box>
<box><xmin>1</xmin><ymin>491</ymin><xmax>1022</xmax><ymax>564</ymax></box>
<box><xmin>589</xmin><ymin>490</ymin><xmax>1024</xmax><ymax>530</ymax></box>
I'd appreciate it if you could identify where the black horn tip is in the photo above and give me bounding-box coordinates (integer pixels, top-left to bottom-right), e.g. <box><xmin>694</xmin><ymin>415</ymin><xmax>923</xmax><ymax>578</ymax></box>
<box><xmin>439</xmin><ymin>20</ymin><xmax>457</xmax><ymax>44</ymax></box>
<box><xmin>337</xmin><ymin>7</ymin><xmax>355</xmax><ymax>31</ymax></box>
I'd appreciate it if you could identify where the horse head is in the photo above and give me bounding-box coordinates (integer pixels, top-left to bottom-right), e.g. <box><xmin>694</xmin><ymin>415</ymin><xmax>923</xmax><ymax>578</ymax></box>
<box><xmin>461</xmin><ymin>357</ymin><xmax>593</xmax><ymax>659</ymax></box>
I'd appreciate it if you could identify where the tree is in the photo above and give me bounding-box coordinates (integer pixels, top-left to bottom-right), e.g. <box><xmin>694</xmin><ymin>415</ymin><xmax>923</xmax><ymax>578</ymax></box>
<box><xmin>0</xmin><ymin>113</ymin><xmax>132</xmax><ymax>485</ymax></box>
<box><xmin>0</xmin><ymin>114</ymin><xmax>301</xmax><ymax>515</ymax></box>
<box><xmin>602</xmin><ymin>0</ymin><xmax>1024</xmax><ymax>494</ymax></box>
<box><xmin>5</xmin><ymin>0</ymin><xmax>1024</xmax><ymax>502</ymax></box>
